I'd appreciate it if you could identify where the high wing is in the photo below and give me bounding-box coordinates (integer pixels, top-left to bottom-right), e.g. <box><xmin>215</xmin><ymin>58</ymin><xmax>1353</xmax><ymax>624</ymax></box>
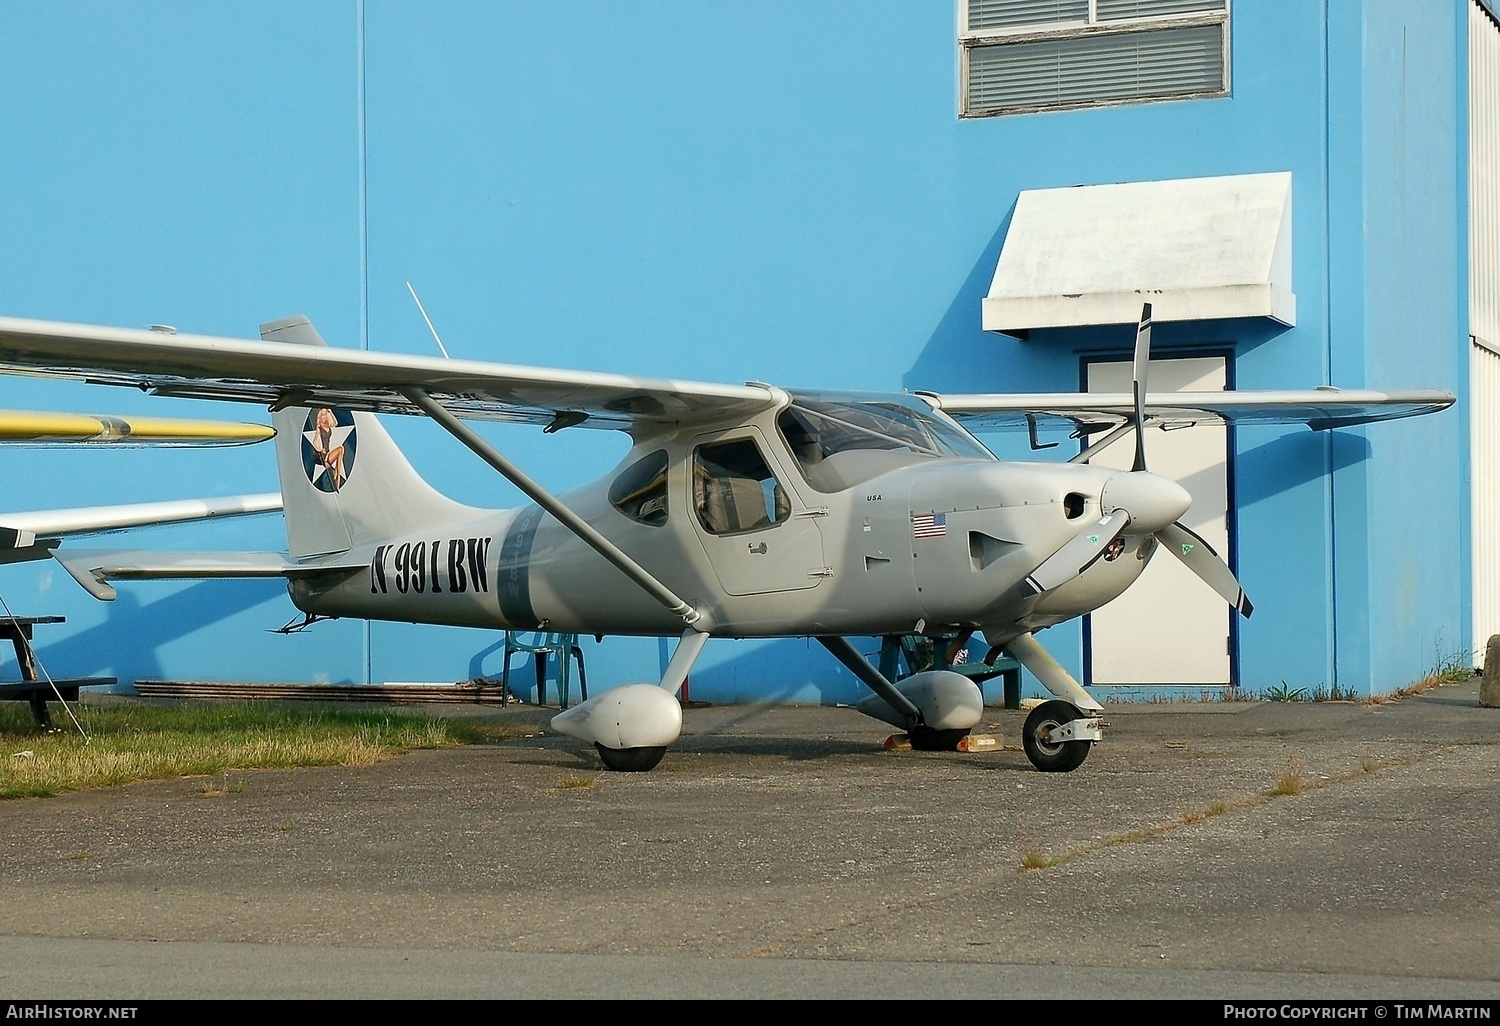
<box><xmin>0</xmin><ymin>409</ymin><xmax>273</xmax><ymax>445</ymax></box>
<box><xmin>0</xmin><ymin>399</ymin><xmax>280</xmax><ymax>565</ymax></box>
<box><xmin>1</xmin><ymin>493</ymin><xmax>282</xmax><ymax>539</ymax></box>
<box><xmin>0</xmin><ymin>494</ymin><xmax>283</xmax><ymax>567</ymax></box>
<box><xmin>0</xmin><ymin>314</ymin><xmax>1454</xmax><ymax>434</ymax></box>
<box><xmin>0</xmin><ymin>316</ymin><xmax>774</xmax><ymax>431</ymax></box>
<box><xmin>924</xmin><ymin>388</ymin><xmax>1456</xmax><ymax>433</ymax></box>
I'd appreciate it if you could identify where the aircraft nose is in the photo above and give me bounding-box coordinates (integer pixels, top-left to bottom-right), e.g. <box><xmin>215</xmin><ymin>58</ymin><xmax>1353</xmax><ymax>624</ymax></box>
<box><xmin>1100</xmin><ymin>471</ymin><xmax>1191</xmax><ymax>531</ymax></box>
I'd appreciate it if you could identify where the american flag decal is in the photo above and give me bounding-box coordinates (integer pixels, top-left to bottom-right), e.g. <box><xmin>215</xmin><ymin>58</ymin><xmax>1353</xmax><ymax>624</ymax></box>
<box><xmin>912</xmin><ymin>511</ymin><xmax>947</xmax><ymax>539</ymax></box>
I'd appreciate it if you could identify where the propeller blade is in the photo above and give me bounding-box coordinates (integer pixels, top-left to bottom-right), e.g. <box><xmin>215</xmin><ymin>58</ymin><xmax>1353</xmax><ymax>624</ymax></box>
<box><xmin>1131</xmin><ymin>302</ymin><xmax>1152</xmax><ymax>473</ymax></box>
<box><xmin>1020</xmin><ymin>510</ymin><xmax>1130</xmax><ymax>597</ymax></box>
<box><xmin>1155</xmin><ymin>520</ymin><xmax>1253</xmax><ymax>618</ymax></box>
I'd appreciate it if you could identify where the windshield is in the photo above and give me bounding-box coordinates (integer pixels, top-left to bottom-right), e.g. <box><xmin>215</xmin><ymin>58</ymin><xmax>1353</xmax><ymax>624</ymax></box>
<box><xmin>778</xmin><ymin>394</ymin><xmax>993</xmax><ymax>492</ymax></box>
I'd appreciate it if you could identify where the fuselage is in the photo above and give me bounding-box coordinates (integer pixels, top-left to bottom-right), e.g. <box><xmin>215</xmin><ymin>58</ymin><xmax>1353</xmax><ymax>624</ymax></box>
<box><xmin>287</xmin><ymin>391</ymin><xmax>1174</xmax><ymax>641</ymax></box>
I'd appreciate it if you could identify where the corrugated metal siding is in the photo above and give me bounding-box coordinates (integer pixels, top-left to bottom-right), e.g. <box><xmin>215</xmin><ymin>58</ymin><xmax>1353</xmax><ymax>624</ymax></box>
<box><xmin>1472</xmin><ymin>3</ymin><xmax>1500</xmax><ymax>649</ymax></box>
<box><xmin>1473</xmin><ymin>343</ymin><xmax>1500</xmax><ymax>646</ymax></box>
<box><xmin>1475</xmin><ymin>1</ymin><xmax>1500</xmax><ymax>348</ymax></box>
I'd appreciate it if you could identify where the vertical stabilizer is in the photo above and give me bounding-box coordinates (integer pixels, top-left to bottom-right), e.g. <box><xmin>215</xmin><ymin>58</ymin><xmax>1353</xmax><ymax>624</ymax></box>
<box><xmin>260</xmin><ymin>316</ymin><xmax>481</xmax><ymax>558</ymax></box>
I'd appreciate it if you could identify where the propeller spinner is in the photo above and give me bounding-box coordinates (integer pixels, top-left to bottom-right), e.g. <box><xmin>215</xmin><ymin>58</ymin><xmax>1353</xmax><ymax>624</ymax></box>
<box><xmin>1015</xmin><ymin>302</ymin><xmax>1254</xmax><ymax>620</ymax></box>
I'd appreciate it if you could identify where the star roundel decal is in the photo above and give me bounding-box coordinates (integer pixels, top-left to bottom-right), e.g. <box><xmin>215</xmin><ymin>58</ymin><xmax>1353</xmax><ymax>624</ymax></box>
<box><xmin>301</xmin><ymin>407</ymin><xmax>357</xmax><ymax>493</ymax></box>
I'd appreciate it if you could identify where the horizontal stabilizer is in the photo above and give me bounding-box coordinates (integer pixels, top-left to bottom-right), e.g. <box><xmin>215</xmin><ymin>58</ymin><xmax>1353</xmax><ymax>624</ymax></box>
<box><xmin>51</xmin><ymin>548</ymin><xmax>363</xmax><ymax>601</ymax></box>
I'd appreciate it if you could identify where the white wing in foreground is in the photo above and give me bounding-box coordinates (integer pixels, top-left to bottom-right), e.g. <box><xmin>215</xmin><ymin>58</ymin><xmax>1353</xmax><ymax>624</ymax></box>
<box><xmin>0</xmin><ymin>493</ymin><xmax>282</xmax><ymax>540</ymax></box>
<box><xmin>0</xmin><ymin>494</ymin><xmax>284</xmax><ymax>567</ymax></box>
<box><xmin>0</xmin><ymin>315</ymin><xmax>774</xmax><ymax>430</ymax></box>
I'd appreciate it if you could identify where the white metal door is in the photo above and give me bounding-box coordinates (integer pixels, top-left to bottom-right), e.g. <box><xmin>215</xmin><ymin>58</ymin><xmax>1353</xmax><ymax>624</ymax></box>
<box><xmin>1085</xmin><ymin>355</ymin><xmax>1232</xmax><ymax>686</ymax></box>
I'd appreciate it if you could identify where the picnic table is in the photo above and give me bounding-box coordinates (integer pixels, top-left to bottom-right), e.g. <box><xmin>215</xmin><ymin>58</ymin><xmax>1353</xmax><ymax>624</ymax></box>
<box><xmin>0</xmin><ymin>615</ymin><xmax>115</xmax><ymax>728</ymax></box>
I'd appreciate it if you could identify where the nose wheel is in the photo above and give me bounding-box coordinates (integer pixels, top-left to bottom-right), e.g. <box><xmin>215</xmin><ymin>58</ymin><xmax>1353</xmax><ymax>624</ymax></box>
<box><xmin>1021</xmin><ymin>700</ymin><xmax>1096</xmax><ymax>772</ymax></box>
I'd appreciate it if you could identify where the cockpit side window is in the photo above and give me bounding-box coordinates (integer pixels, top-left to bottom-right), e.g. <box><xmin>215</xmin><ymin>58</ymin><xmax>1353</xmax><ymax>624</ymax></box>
<box><xmin>692</xmin><ymin>437</ymin><xmax>790</xmax><ymax>535</ymax></box>
<box><xmin>609</xmin><ymin>449</ymin><xmax>670</xmax><ymax>526</ymax></box>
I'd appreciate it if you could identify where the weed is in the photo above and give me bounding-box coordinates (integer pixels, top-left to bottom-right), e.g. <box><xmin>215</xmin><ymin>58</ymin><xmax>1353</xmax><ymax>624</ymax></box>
<box><xmin>1265</xmin><ymin>682</ymin><xmax>1307</xmax><ymax>702</ymax></box>
<box><xmin>1309</xmin><ymin>681</ymin><xmax>1358</xmax><ymax>702</ymax></box>
<box><xmin>560</xmin><ymin>776</ymin><xmax>596</xmax><ymax>790</ymax></box>
<box><xmin>1268</xmin><ymin>756</ymin><xmax>1307</xmax><ymax>796</ymax></box>
<box><xmin>198</xmin><ymin>777</ymin><xmax>244</xmax><ymax>797</ymax></box>
<box><xmin>1365</xmin><ymin>639</ymin><xmax>1474</xmax><ymax>706</ymax></box>
<box><xmin>1019</xmin><ymin>847</ymin><xmax>1050</xmax><ymax>870</ymax></box>
<box><xmin>1430</xmin><ymin>644</ymin><xmax>1474</xmax><ymax>685</ymax></box>
<box><xmin>1017</xmin><ymin>826</ymin><xmax>1051</xmax><ymax>870</ymax></box>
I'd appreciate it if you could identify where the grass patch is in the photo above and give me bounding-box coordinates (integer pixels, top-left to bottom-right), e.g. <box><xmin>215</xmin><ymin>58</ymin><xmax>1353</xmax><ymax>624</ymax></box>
<box><xmin>1018</xmin><ymin>846</ymin><xmax>1050</xmax><ymax>871</ymax></box>
<box><xmin>559</xmin><ymin>776</ymin><xmax>596</xmax><ymax>790</ymax></box>
<box><xmin>0</xmin><ymin>700</ymin><xmax>525</xmax><ymax>799</ymax></box>
<box><xmin>198</xmin><ymin>777</ymin><xmax>245</xmax><ymax>797</ymax></box>
<box><xmin>1366</xmin><ymin>635</ymin><xmax>1476</xmax><ymax>706</ymax></box>
<box><xmin>1268</xmin><ymin>756</ymin><xmax>1307</xmax><ymax>796</ymax></box>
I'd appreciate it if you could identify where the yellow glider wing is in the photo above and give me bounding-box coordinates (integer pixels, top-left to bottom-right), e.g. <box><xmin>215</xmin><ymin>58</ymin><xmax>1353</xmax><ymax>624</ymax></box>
<box><xmin>0</xmin><ymin>410</ymin><xmax>273</xmax><ymax>446</ymax></box>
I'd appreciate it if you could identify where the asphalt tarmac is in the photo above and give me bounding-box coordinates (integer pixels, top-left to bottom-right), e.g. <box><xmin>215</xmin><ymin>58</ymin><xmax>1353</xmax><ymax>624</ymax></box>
<box><xmin>2</xmin><ymin>677</ymin><xmax>1499</xmax><ymax>1001</ymax></box>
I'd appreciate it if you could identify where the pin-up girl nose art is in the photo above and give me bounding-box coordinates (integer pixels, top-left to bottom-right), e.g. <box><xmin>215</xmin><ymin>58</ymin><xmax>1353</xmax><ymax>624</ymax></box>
<box><xmin>301</xmin><ymin>407</ymin><xmax>357</xmax><ymax>492</ymax></box>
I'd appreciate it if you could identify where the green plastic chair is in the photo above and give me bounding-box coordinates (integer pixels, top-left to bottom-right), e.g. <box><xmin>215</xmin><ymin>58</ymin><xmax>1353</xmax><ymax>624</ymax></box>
<box><xmin>500</xmin><ymin>631</ymin><xmax>589</xmax><ymax>709</ymax></box>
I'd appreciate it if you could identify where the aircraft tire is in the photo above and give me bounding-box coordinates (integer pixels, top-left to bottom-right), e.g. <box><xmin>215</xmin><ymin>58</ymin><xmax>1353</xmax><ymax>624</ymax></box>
<box><xmin>594</xmin><ymin>743</ymin><xmax>667</xmax><ymax>772</ymax></box>
<box><xmin>907</xmin><ymin>726</ymin><xmax>971</xmax><ymax>752</ymax></box>
<box><xmin>1021</xmin><ymin>700</ymin><xmax>1091</xmax><ymax>773</ymax></box>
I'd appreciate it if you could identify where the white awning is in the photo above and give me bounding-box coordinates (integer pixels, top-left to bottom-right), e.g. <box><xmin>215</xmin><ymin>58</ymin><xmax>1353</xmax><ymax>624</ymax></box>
<box><xmin>982</xmin><ymin>171</ymin><xmax>1295</xmax><ymax>335</ymax></box>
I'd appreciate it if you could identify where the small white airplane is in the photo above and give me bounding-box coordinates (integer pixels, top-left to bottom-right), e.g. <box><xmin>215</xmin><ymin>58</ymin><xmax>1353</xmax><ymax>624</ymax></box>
<box><xmin>0</xmin><ymin>409</ymin><xmax>279</xmax><ymax>567</ymax></box>
<box><xmin>0</xmin><ymin>407</ymin><xmax>279</xmax><ymax>730</ymax></box>
<box><xmin>0</xmin><ymin>306</ymin><xmax>1453</xmax><ymax>771</ymax></box>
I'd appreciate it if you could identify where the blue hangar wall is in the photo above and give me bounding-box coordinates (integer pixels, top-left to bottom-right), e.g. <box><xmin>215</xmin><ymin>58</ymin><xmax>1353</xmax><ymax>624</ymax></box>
<box><xmin>0</xmin><ymin>2</ymin><xmax>1470</xmax><ymax>702</ymax></box>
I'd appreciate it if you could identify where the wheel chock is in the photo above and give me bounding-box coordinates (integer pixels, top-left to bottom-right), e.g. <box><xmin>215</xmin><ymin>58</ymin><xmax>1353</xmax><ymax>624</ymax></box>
<box><xmin>957</xmin><ymin>733</ymin><xmax>1000</xmax><ymax>752</ymax></box>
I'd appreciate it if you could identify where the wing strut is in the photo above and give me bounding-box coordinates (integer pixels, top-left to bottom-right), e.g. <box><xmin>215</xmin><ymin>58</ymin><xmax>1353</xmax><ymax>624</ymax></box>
<box><xmin>816</xmin><ymin>635</ymin><xmax>923</xmax><ymax>727</ymax></box>
<box><xmin>402</xmin><ymin>387</ymin><xmax>703</xmax><ymax>627</ymax></box>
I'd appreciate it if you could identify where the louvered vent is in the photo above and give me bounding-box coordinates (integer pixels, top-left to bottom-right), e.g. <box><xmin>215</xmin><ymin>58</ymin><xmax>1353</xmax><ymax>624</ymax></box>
<box><xmin>961</xmin><ymin>0</ymin><xmax>1228</xmax><ymax>116</ymax></box>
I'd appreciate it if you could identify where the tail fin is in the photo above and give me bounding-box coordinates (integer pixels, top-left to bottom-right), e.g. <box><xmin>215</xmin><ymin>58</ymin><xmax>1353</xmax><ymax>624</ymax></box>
<box><xmin>261</xmin><ymin>315</ymin><xmax>481</xmax><ymax>558</ymax></box>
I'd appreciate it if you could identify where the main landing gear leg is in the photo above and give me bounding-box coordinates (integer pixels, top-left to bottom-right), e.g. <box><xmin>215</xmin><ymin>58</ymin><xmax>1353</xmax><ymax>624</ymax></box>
<box><xmin>817</xmin><ymin>636</ymin><xmax>979</xmax><ymax>752</ymax></box>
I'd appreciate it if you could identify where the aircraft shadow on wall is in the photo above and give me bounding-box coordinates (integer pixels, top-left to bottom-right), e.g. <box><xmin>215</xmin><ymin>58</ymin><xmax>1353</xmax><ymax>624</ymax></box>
<box><xmin>0</xmin><ymin>304</ymin><xmax>1452</xmax><ymax>772</ymax></box>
